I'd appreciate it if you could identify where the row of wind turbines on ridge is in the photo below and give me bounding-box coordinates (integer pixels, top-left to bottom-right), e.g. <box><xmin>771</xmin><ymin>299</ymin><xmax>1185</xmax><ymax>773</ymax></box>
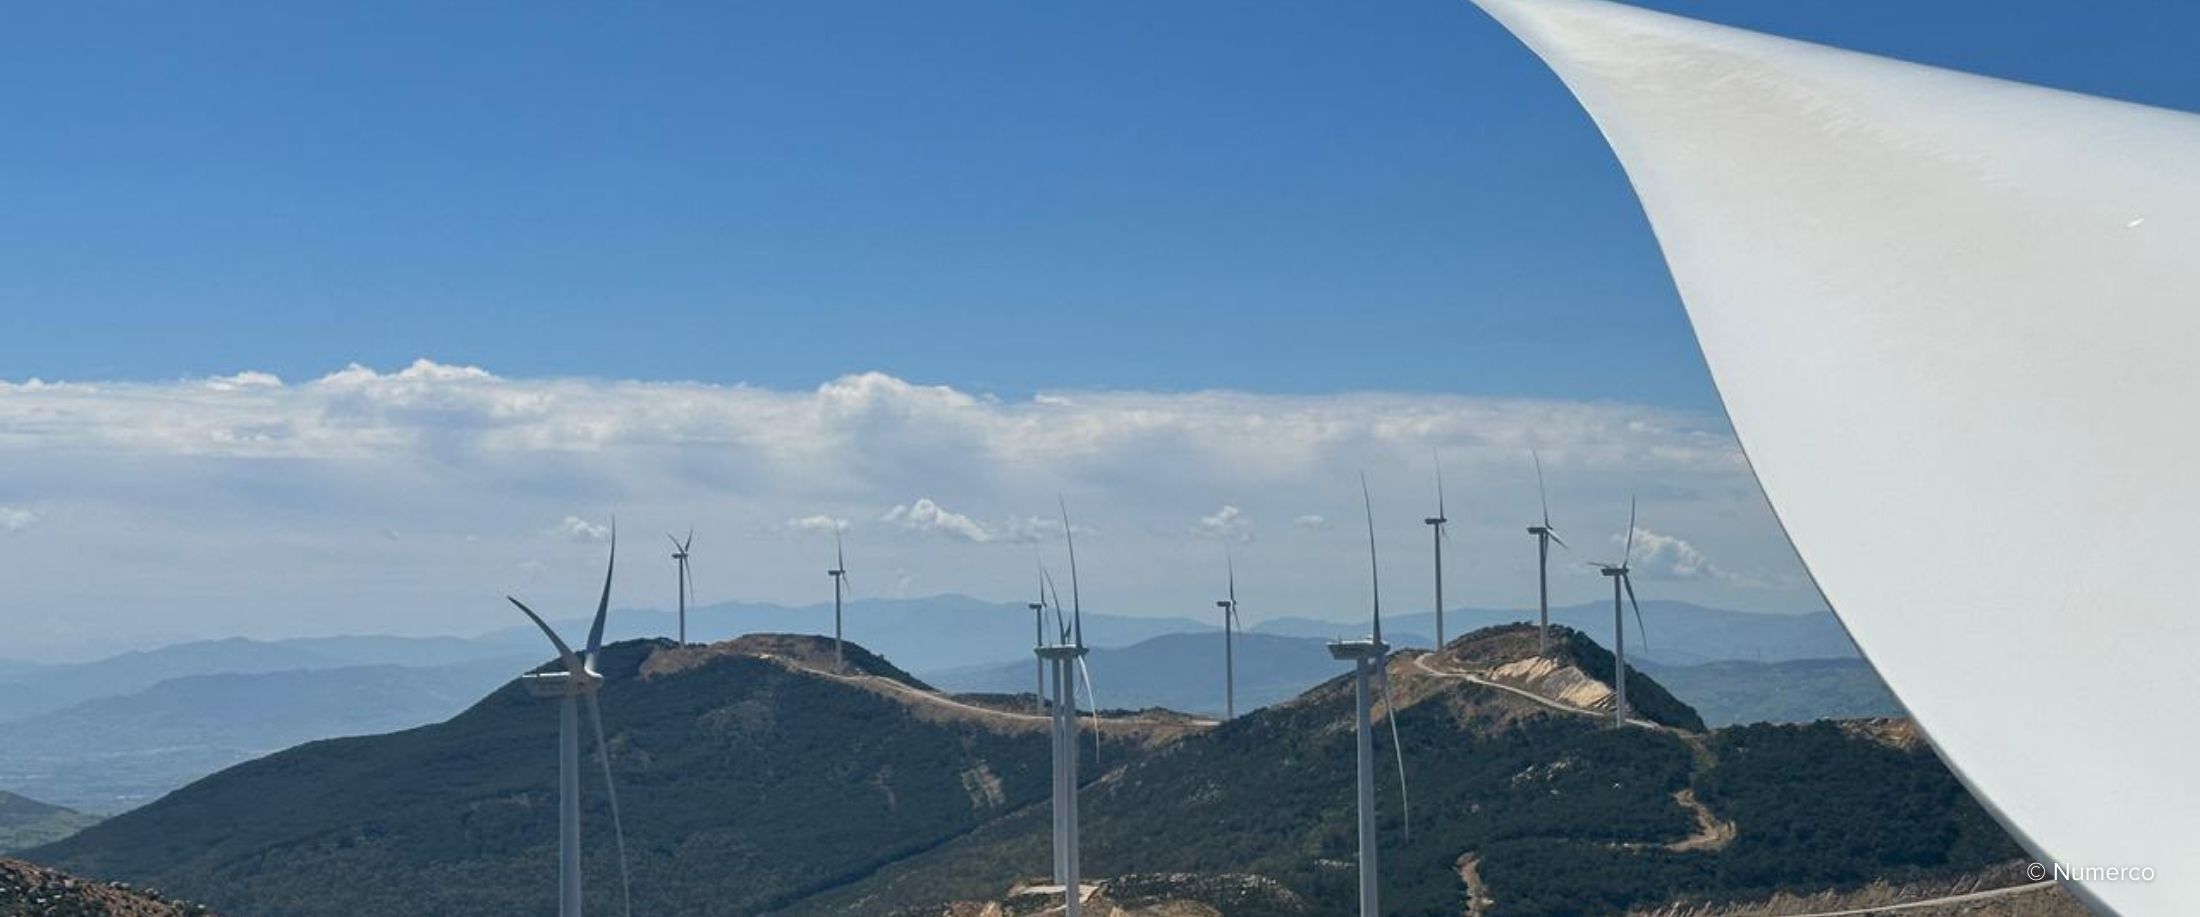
<box><xmin>500</xmin><ymin>452</ymin><xmax>1660</xmax><ymax>917</ymax></box>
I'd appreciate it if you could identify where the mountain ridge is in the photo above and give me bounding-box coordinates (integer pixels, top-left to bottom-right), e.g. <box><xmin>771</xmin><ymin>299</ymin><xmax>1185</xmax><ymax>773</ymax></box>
<box><xmin>29</xmin><ymin>626</ymin><xmax>2042</xmax><ymax>917</ymax></box>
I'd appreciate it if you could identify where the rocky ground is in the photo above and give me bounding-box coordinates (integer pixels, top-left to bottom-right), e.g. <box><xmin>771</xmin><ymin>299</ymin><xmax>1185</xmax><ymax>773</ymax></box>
<box><xmin>1626</xmin><ymin>863</ymin><xmax>2089</xmax><ymax>917</ymax></box>
<box><xmin>0</xmin><ymin>859</ymin><xmax>216</xmax><ymax>917</ymax></box>
<box><xmin>889</xmin><ymin>873</ymin><xmax>1315</xmax><ymax>917</ymax></box>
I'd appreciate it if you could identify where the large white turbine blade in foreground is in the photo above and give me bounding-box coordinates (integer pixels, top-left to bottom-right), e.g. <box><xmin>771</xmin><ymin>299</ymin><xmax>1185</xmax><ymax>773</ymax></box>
<box><xmin>1466</xmin><ymin>0</ymin><xmax>2200</xmax><ymax>912</ymax></box>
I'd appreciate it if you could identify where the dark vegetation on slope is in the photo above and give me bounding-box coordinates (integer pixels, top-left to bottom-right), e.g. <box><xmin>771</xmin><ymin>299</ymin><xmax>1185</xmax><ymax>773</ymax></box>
<box><xmin>795</xmin><ymin>629</ymin><xmax>2022</xmax><ymax>917</ymax></box>
<box><xmin>30</xmin><ymin>637</ymin><xmax>1084</xmax><ymax>917</ymax></box>
<box><xmin>31</xmin><ymin>628</ymin><xmax>2023</xmax><ymax>917</ymax></box>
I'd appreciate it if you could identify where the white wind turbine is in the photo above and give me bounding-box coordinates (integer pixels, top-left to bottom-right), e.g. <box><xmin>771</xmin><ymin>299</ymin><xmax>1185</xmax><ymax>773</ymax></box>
<box><xmin>1590</xmin><ymin>497</ymin><xmax>1651</xmax><ymax>727</ymax></box>
<box><xmin>508</xmin><ymin>526</ymin><xmax>633</xmax><ymax>917</ymax></box>
<box><xmin>1029</xmin><ymin>575</ymin><xmax>1048</xmax><ymax>715</ymax></box>
<box><xmin>1526</xmin><ymin>450</ymin><xmax>1568</xmax><ymax>655</ymax></box>
<box><xmin>1215</xmin><ymin>550</ymin><xmax>1242</xmax><ymax>720</ymax></box>
<box><xmin>1423</xmin><ymin>458</ymin><xmax>1452</xmax><ymax>648</ymax></box>
<box><xmin>1035</xmin><ymin>498</ymin><xmax>1102</xmax><ymax>917</ymax></box>
<box><xmin>1329</xmin><ymin>474</ymin><xmax>1412</xmax><ymax>917</ymax></box>
<box><xmin>827</xmin><ymin>527</ymin><xmax>850</xmax><ymax>671</ymax></box>
<box><xmin>667</xmin><ymin>529</ymin><xmax>694</xmax><ymax>645</ymax></box>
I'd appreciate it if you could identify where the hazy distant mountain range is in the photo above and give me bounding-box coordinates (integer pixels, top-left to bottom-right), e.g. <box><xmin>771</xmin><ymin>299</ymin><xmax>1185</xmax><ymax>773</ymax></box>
<box><xmin>932</xmin><ymin>631</ymin><xmax>1895</xmax><ymax>728</ymax></box>
<box><xmin>1255</xmin><ymin>600</ymin><xmax>1860</xmax><ymax>665</ymax></box>
<box><xmin>0</xmin><ymin>660</ymin><xmax>525</xmax><ymax>814</ymax></box>
<box><xmin>0</xmin><ymin>595</ymin><xmax>1866</xmax><ymax>817</ymax></box>
<box><xmin>0</xmin><ymin>595</ymin><xmax>1209</xmax><ymax>725</ymax></box>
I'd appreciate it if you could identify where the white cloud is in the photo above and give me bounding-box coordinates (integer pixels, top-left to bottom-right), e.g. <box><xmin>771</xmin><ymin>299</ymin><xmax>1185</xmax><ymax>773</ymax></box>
<box><xmin>880</xmin><ymin>498</ymin><xmax>1042</xmax><ymax>544</ymax></box>
<box><xmin>1194</xmin><ymin>505</ymin><xmax>1254</xmax><ymax>542</ymax></box>
<box><xmin>552</xmin><ymin>516</ymin><xmax>610</xmax><ymax>542</ymax></box>
<box><xmin>1620</xmin><ymin>526</ymin><xmax>1762</xmax><ymax>586</ymax></box>
<box><xmin>0</xmin><ymin>506</ymin><xmax>36</xmax><ymax>532</ymax></box>
<box><xmin>203</xmin><ymin>371</ymin><xmax>284</xmax><ymax>391</ymax></box>
<box><xmin>782</xmin><ymin>515</ymin><xmax>850</xmax><ymax>534</ymax></box>
<box><xmin>0</xmin><ymin>361</ymin><xmax>1814</xmax><ymax>650</ymax></box>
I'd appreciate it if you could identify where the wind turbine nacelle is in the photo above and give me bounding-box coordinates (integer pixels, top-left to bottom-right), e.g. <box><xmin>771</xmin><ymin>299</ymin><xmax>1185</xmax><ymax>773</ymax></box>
<box><xmin>1327</xmin><ymin>637</ymin><xmax>1389</xmax><ymax>660</ymax></box>
<box><xmin>521</xmin><ymin>670</ymin><xmax>597</xmax><ymax>698</ymax></box>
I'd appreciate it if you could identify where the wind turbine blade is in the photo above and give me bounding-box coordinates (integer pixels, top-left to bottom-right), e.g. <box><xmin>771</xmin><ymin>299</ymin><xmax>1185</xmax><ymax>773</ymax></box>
<box><xmin>1624</xmin><ymin>575</ymin><xmax>1649</xmax><ymax>652</ymax></box>
<box><xmin>1548</xmin><ymin>530</ymin><xmax>1569</xmax><ymax>551</ymax></box>
<box><xmin>587</xmin><ymin>522</ymin><xmax>617</xmax><ymax>668</ymax></box>
<box><xmin>1534</xmin><ymin>449</ymin><xmax>1552</xmax><ymax>528</ymax></box>
<box><xmin>1042</xmin><ymin>566</ymin><xmax>1068</xmax><ymax>643</ymax></box>
<box><xmin>1435</xmin><ymin>455</ymin><xmax>1447</xmax><ymax>520</ymax></box>
<box><xmin>835</xmin><ymin>527</ymin><xmax>845</xmax><ymax>572</ymax></box>
<box><xmin>666</xmin><ymin>532</ymin><xmax>683</xmax><ymax>552</ymax></box>
<box><xmin>583</xmin><ymin>690</ymin><xmax>634</xmax><ymax>917</ymax></box>
<box><xmin>1361</xmin><ymin>472</ymin><xmax>1382</xmax><ymax>644</ymax></box>
<box><xmin>684</xmin><ymin>526</ymin><xmax>694</xmax><ymax>552</ymax></box>
<box><xmin>1379</xmin><ymin>662</ymin><xmax>1411</xmax><ymax>842</ymax></box>
<box><xmin>1059</xmin><ymin>496</ymin><xmax>1083</xmax><ymax>648</ymax></box>
<box><xmin>1226</xmin><ymin>548</ymin><xmax>1238</xmax><ymax>608</ymax></box>
<box><xmin>1622</xmin><ymin>497</ymin><xmax>1637</xmax><ymax>568</ymax></box>
<box><xmin>1076</xmin><ymin>655</ymin><xmax>1103</xmax><ymax>766</ymax></box>
<box><xmin>507</xmin><ymin>597</ymin><xmax>585</xmax><ymax>678</ymax></box>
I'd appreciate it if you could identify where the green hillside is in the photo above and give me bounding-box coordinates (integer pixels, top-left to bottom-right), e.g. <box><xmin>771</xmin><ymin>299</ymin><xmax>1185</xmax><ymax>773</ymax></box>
<box><xmin>796</xmin><ymin>626</ymin><xmax>2019</xmax><ymax>917</ymax></box>
<box><xmin>29</xmin><ymin>635</ymin><xmax>1108</xmax><ymax>917</ymax></box>
<box><xmin>0</xmin><ymin>792</ymin><xmax>99</xmax><ymax>854</ymax></box>
<box><xmin>30</xmin><ymin>626</ymin><xmax>2025</xmax><ymax>917</ymax></box>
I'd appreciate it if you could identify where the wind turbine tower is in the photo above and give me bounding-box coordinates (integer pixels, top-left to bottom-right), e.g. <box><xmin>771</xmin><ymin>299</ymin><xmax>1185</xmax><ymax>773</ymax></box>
<box><xmin>1329</xmin><ymin>474</ymin><xmax>1411</xmax><ymax>917</ymax></box>
<box><xmin>828</xmin><ymin>528</ymin><xmax>849</xmax><ymax>671</ymax></box>
<box><xmin>1215</xmin><ymin>552</ymin><xmax>1241</xmax><ymax>720</ymax></box>
<box><xmin>668</xmin><ymin>529</ymin><xmax>694</xmax><ymax>645</ymax></box>
<box><xmin>1035</xmin><ymin>500</ymin><xmax>1098</xmax><ymax>917</ymax></box>
<box><xmin>1594</xmin><ymin>497</ymin><xmax>1649</xmax><ymax>728</ymax></box>
<box><xmin>1029</xmin><ymin>584</ymin><xmax>1048</xmax><ymax>714</ymax></box>
<box><xmin>509</xmin><ymin>527</ymin><xmax>633</xmax><ymax>917</ymax></box>
<box><xmin>1424</xmin><ymin>461</ymin><xmax>1450</xmax><ymax>648</ymax></box>
<box><xmin>1526</xmin><ymin>451</ymin><xmax>1568</xmax><ymax>654</ymax></box>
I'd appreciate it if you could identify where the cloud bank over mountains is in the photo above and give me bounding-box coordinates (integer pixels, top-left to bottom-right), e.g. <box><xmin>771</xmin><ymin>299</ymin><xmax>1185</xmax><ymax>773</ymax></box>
<box><xmin>0</xmin><ymin>360</ymin><xmax>1813</xmax><ymax>657</ymax></box>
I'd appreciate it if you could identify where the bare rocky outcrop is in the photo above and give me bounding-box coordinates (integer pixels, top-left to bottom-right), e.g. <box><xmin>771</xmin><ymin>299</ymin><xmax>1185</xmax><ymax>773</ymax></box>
<box><xmin>892</xmin><ymin>874</ymin><xmax>1314</xmax><ymax>917</ymax></box>
<box><xmin>0</xmin><ymin>858</ymin><xmax>217</xmax><ymax>917</ymax></box>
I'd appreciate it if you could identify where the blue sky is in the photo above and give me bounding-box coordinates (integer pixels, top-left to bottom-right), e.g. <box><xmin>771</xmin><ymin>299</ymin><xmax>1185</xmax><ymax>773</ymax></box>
<box><xmin>7</xmin><ymin>0</ymin><xmax>2193</xmax><ymax>407</ymax></box>
<box><xmin>1</xmin><ymin>1</ymin><xmax>2194</xmax><ymax>653</ymax></box>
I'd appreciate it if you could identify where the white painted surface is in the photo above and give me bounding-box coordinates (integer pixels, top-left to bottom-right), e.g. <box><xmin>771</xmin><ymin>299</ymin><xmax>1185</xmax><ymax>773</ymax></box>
<box><xmin>1466</xmin><ymin>1</ymin><xmax>2200</xmax><ymax>912</ymax></box>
